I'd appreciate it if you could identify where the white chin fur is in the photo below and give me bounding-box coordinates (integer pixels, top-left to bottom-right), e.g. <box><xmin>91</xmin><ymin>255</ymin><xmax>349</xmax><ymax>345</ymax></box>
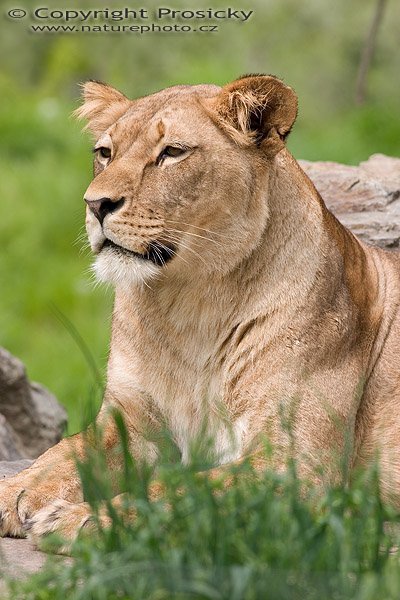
<box><xmin>93</xmin><ymin>249</ymin><xmax>161</xmax><ymax>288</ymax></box>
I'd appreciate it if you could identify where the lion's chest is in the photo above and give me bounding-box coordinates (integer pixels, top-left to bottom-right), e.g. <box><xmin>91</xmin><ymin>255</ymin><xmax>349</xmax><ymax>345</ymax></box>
<box><xmin>108</xmin><ymin>310</ymin><xmax>245</xmax><ymax>465</ymax></box>
<box><xmin>143</xmin><ymin>342</ymin><xmax>239</xmax><ymax>464</ymax></box>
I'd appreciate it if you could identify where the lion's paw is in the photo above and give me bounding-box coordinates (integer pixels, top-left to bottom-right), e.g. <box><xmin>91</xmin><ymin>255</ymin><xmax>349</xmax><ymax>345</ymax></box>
<box><xmin>0</xmin><ymin>475</ymin><xmax>48</xmax><ymax>538</ymax></box>
<box><xmin>0</xmin><ymin>483</ymin><xmax>27</xmax><ymax>538</ymax></box>
<box><xmin>25</xmin><ymin>499</ymin><xmax>94</xmax><ymax>554</ymax></box>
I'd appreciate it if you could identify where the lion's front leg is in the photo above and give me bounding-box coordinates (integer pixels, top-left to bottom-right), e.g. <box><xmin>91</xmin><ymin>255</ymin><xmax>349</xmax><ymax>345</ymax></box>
<box><xmin>0</xmin><ymin>434</ymin><xmax>86</xmax><ymax>538</ymax></box>
<box><xmin>1</xmin><ymin>401</ymin><xmax>161</xmax><ymax>549</ymax></box>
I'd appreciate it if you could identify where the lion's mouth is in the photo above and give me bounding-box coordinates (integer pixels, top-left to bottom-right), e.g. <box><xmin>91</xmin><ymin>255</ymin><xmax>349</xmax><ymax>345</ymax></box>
<box><xmin>101</xmin><ymin>239</ymin><xmax>176</xmax><ymax>267</ymax></box>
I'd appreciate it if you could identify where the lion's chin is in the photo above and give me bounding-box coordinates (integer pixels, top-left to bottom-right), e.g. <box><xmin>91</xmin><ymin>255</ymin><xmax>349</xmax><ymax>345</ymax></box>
<box><xmin>93</xmin><ymin>247</ymin><xmax>161</xmax><ymax>288</ymax></box>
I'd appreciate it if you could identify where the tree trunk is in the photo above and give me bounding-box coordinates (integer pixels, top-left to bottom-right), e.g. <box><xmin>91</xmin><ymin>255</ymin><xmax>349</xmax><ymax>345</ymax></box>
<box><xmin>355</xmin><ymin>0</ymin><xmax>388</xmax><ymax>105</ymax></box>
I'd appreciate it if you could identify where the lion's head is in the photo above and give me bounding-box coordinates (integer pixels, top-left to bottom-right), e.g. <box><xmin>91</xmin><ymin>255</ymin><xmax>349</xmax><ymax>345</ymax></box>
<box><xmin>75</xmin><ymin>75</ymin><xmax>297</xmax><ymax>287</ymax></box>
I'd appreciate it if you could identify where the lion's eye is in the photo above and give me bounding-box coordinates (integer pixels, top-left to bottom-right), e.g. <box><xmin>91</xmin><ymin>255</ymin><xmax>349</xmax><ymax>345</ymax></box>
<box><xmin>156</xmin><ymin>145</ymin><xmax>188</xmax><ymax>166</ymax></box>
<box><xmin>164</xmin><ymin>146</ymin><xmax>186</xmax><ymax>158</ymax></box>
<box><xmin>97</xmin><ymin>147</ymin><xmax>112</xmax><ymax>159</ymax></box>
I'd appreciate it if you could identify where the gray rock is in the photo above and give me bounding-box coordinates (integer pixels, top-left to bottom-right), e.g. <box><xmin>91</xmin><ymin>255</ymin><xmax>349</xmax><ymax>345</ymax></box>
<box><xmin>0</xmin><ymin>347</ymin><xmax>67</xmax><ymax>460</ymax></box>
<box><xmin>28</xmin><ymin>382</ymin><xmax>68</xmax><ymax>457</ymax></box>
<box><xmin>0</xmin><ymin>417</ymin><xmax>22</xmax><ymax>462</ymax></box>
<box><xmin>299</xmin><ymin>154</ymin><xmax>400</xmax><ymax>249</ymax></box>
<box><xmin>0</xmin><ymin>537</ymin><xmax>47</xmax><ymax>581</ymax></box>
<box><xmin>0</xmin><ymin>460</ymin><xmax>33</xmax><ymax>479</ymax></box>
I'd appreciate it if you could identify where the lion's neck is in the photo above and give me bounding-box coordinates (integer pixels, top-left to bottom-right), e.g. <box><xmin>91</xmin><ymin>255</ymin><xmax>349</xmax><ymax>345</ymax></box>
<box><xmin>229</xmin><ymin>149</ymin><xmax>326</xmax><ymax>316</ymax></box>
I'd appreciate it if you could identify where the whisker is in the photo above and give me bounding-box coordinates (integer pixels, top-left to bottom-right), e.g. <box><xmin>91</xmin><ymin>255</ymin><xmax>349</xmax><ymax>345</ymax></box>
<box><xmin>74</xmin><ymin>225</ymin><xmax>88</xmax><ymax>241</ymax></box>
<box><xmin>166</xmin><ymin>228</ymin><xmax>224</xmax><ymax>248</ymax></box>
<box><xmin>156</xmin><ymin>240</ymin><xmax>190</xmax><ymax>266</ymax></box>
<box><xmin>74</xmin><ymin>235</ymin><xmax>87</xmax><ymax>247</ymax></box>
<box><xmin>165</xmin><ymin>234</ymin><xmax>209</xmax><ymax>267</ymax></box>
<box><xmin>142</xmin><ymin>277</ymin><xmax>154</xmax><ymax>291</ymax></box>
<box><xmin>85</xmin><ymin>265</ymin><xmax>104</xmax><ymax>292</ymax></box>
<box><xmin>78</xmin><ymin>243</ymin><xmax>92</xmax><ymax>257</ymax></box>
<box><xmin>151</xmin><ymin>245</ymin><xmax>166</xmax><ymax>268</ymax></box>
<box><xmin>165</xmin><ymin>219</ymin><xmax>229</xmax><ymax>239</ymax></box>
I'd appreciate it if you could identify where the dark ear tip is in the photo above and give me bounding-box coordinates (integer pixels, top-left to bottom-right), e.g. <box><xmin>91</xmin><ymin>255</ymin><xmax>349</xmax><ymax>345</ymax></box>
<box><xmin>235</xmin><ymin>73</ymin><xmax>283</xmax><ymax>83</ymax></box>
<box><xmin>88</xmin><ymin>79</ymin><xmax>108</xmax><ymax>85</ymax></box>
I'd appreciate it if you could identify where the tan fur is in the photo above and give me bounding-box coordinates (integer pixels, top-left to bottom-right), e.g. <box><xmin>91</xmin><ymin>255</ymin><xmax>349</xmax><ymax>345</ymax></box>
<box><xmin>1</xmin><ymin>74</ymin><xmax>400</xmax><ymax>551</ymax></box>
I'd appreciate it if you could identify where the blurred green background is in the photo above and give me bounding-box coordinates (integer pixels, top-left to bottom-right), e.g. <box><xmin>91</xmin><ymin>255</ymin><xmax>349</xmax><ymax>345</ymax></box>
<box><xmin>0</xmin><ymin>0</ymin><xmax>399</xmax><ymax>433</ymax></box>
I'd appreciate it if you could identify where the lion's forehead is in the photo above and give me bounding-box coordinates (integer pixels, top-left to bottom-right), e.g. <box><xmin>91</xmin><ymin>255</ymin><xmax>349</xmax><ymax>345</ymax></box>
<box><xmin>140</xmin><ymin>83</ymin><xmax>221</xmax><ymax>107</ymax></box>
<box><xmin>110</xmin><ymin>83</ymin><xmax>221</xmax><ymax>145</ymax></box>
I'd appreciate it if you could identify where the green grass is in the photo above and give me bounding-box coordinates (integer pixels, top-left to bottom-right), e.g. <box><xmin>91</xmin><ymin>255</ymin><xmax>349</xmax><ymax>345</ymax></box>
<box><xmin>0</xmin><ymin>83</ymin><xmax>399</xmax><ymax>434</ymax></box>
<box><xmin>7</xmin><ymin>427</ymin><xmax>400</xmax><ymax>600</ymax></box>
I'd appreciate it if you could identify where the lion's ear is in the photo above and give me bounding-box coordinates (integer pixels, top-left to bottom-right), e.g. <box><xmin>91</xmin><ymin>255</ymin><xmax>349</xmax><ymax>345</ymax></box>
<box><xmin>212</xmin><ymin>74</ymin><xmax>298</xmax><ymax>152</ymax></box>
<box><xmin>74</xmin><ymin>81</ymin><xmax>132</xmax><ymax>137</ymax></box>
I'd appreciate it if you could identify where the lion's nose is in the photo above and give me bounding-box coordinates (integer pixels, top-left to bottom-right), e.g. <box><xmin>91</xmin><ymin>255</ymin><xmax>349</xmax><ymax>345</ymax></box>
<box><xmin>84</xmin><ymin>197</ymin><xmax>125</xmax><ymax>225</ymax></box>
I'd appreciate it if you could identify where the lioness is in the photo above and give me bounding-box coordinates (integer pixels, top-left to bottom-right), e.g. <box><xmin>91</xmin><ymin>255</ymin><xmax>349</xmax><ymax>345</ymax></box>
<box><xmin>1</xmin><ymin>74</ymin><xmax>400</xmax><ymax>549</ymax></box>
